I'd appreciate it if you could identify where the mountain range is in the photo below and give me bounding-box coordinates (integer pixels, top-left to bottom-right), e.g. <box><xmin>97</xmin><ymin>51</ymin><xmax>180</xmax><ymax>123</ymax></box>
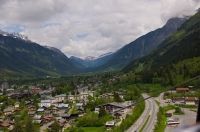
<box><xmin>123</xmin><ymin>11</ymin><xmax>200</xmax><ymax>75</ymax></box>
<box><xmin>0</xmin><ymin>11</ymin><xmax>198</xmax><ymax>78</ymax></box>
<box><xmin>0</xmin><ymin>33</ymin><xmax>85</xmax><ymax>78</ymax></box>
<box><xmin>70</xmin><ymin>52</ymin><xmax>114</xmax><ymax>68</ymax></box>
<box><xmin>83</xmin><ymin>16</ymin><xmax>188</xmax><ymax>72</ymax></box>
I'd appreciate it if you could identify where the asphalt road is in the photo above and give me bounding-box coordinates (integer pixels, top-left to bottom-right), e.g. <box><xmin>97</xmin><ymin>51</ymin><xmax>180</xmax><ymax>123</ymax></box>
<box><xmin>127</xmin><ymin>94</ymin><xmax>158</xmax><ymax>132</ymax></box>
<box><xmin>143</xmin><ymin>96</ymin><xmax>158</xmax><ymax>132</ymax></box>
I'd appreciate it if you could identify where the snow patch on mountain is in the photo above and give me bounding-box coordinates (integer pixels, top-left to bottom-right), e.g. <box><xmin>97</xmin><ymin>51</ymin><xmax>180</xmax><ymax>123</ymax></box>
<box><xmin>0</xmin><ymin>30</ymin><xmax>30</xmax><ymax>42</ymax></box>
<box><xmin>98</xmin><ymin>52</ymin><xmax>113</xmax><ymax>58</ymax></box>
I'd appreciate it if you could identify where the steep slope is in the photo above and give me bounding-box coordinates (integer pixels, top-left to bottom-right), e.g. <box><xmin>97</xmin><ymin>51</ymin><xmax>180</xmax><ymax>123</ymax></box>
<box><xmin>86</xmin><ymin>17</ymin><xmax>188</xmax><ymax>72</ymax></box>
<box><xmin>0</xmin><ymin>34</ymin><xmax>83</xmax><ymax>78</ymax></box>
<box><xmin>123</xmin><ymin>11</ymin><xmax>200</xmax><ymax>73</ymax></box>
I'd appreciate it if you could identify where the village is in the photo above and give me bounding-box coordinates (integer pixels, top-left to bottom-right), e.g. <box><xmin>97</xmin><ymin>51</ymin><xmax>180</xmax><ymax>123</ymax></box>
<box><xmin>0</xmin><ymin>78</ymin><xmax>134</xmax><ymax>132</ymax></box>
<box><xmin>0</xmin><ymin>78</ymin><xmax>199</xmax><ymax>132</ymax></box>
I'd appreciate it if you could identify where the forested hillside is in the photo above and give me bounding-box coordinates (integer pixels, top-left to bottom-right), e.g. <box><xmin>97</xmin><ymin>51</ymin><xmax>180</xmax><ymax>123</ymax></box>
<box><xmin>0</xmin><ymin>35</ymin><xmax>84</xmax><ymax>78</ymax></box>
<box><xmin>122</xmin><ymin>11</ymin><xmax>200</xmax><ymax>86</ymax></box>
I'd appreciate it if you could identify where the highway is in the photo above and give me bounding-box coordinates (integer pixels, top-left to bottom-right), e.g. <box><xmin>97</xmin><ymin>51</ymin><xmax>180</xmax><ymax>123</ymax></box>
<box><xmin>127</xmin><ymin>94</ymin><xmax>158</xmax><ymax>132</ymax></box>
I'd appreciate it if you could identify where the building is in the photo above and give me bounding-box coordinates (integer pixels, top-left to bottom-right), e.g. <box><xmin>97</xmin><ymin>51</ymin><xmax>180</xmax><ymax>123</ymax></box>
<box><xmin>38</xmin><ymin>100</ymin><xmax>51</xmax><ymax>108</ymax></box>
<box><xmin>185</xmin><ymin>97</ymin><xmax>199</xmax><ymax>105</ymax></box>
<box><xmin>14</xmin><ymin>102</ymin><xmax>20</xmax><ymax>109</ymax></box>
<box><xmin>31</xmin><ymin>88</ymin><xmax>42</xmax><ymax>94</ymax></box>
<box><xmin>1</xmin><ymin>82</ymin><xmax>9</xmax><ymax>91</ymax></box>
<box><xmin>95</xmin><ymin>103</ymin><xmax>127</xmax><ymax>114</ymax></box>
<box><xmin>54</xmin><ymin>94</ymin><xmax>66</xmax><ymax>103</ymax></box>
<box><xmin>3</xmin><ymin>108</ymin><xmax>13</xmax><ymax>116</ymax></box>
<box><xmin>106</xmin><ymin>120</ymin><xmax>115</xmax><ymax>130</ymax></box>
<box><xmin>176</xmin><ymin>88</ymin><xmax>189</xmax><ymax>93</ymax></box>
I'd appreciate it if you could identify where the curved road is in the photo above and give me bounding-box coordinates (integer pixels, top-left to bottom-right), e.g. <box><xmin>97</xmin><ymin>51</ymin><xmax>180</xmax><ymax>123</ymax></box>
<box><xmin>127</xmin><ymin>94</ymin><xmax>158</xmax><ymax>132</ymax></box>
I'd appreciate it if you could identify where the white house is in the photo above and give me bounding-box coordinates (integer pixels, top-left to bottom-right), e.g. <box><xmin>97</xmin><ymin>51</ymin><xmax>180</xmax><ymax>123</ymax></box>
<box><xmin>54</xmin><ymin>94</ymin><xmax>66</xmax><ymax>103</ymax></box>
<box><xmin>38</xmin><ymin>100</ymin><xmax>51</xmax><ymax>108</ymax></box>
<box><xmin>185</xmin><ymin>97</ymin><xmax>199</xmax><ymax>105</ymax></box>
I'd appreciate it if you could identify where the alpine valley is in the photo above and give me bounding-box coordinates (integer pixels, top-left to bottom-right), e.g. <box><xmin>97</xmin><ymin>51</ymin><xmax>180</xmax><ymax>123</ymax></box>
<box><xmin>1</xmin><ymin>11</ymin><xmax>200</xmax><ymax>78</ymax></box>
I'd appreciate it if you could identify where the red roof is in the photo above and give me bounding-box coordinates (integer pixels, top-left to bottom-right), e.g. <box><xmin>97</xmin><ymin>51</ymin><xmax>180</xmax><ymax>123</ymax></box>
<box><xmin>176</xmin><ymin>88</ymin><xmax>189</xmax><ymax>91</ymax></box>
<box><xmin>42</xmin><ymin>116</ymin><xmax>53</xmax><ymax>120</ymax></box>
<box><xmin>1</xmin><ymin>123</ymin><xmax>10</xmax><ymax>127</ymax></box>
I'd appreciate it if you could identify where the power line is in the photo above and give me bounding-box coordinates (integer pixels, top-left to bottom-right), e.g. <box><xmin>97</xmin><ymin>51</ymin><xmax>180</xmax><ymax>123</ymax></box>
<box><xmin>70</xmin><ymin>75</ymin><xmax>200</xmax><ymax>131</ymax></box>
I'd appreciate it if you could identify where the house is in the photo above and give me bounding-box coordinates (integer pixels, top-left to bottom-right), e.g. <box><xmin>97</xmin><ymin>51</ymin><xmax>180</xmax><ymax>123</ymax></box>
<box><xmin>25</xmin><ymin>100</ymin><xmax>32</xmax><ymax>105</ymax></box>
<box><xmin>14</xmin><ymin>102</ymin><xmax>20</xmax><ymax>109</ymax></box>
<box><xmin>67</xmin><ymin>95</ymin><xmax>75</xmax><ymax>101</ymax></box>
<box><xmin>1</xmin><ymin>82</ymin><xmax>9</xmax><ymax>91</ymax></box>
<box><xmin>30</xmin><ymin>88</ymin><xmax>42</xmax><ymax>94</ymax></box>
<box><xmin>58</xmin><ymin>118</ymin><xmax>67</xmax><ymax>127</ymax></box>
<box><xmin>57</xmin><ymin>104</ymin><xmax>69</xmax><ymax>110</ymax></box>
<box><xmin>37</xmin><ymin>108</ymin><xmax>45</xmax><ymax>113</ymax></box>
<box><xmin>33</xmin><ymin>115</ymin><xmax>42</xmax><ymax>120</ymax></box>
<box><xmin>0</xmin><ymin>122</ymin><xmax>11</xmax><ymax>128</ymax></box>
<box><xmin>44</xmin><ymin>110</ymin><xmax>51</xmax><ymax>116</ymax></box>
<box><xmin>28</xmin><ymin>111</ymin><xmax>36</xmax><ymax>116</ymax></box>
<box><xmin>99</xmin><ymin>93</ymin><xmax>114</xmax><ymax>99</ymax></box>
<box><xmin>106</xmin><ymin>120</ymin><xmax>115</xmax><ymax>130</ymax></box>
<box><xmin>50</xmin><ymin>107</ymin><xmax>58</xmax><ymax>114</ymax></box>
<box><xmin>185</xmin><ymin>97</ymin><xmax>199</xmax><ymax>105</ymax></box>
<box><xmin>42</xmin><ymin>116</ymin><xmax>53</xmax><ymax>123</ymax></box>
<box><xmin>46</xmin><ymin>96</ymin><xmax>57</xmax><ymax>106</ymax></box>
<box><xmin>114</xmin><ymin>112</ymin><xmax>123</xmax><ymax>119</ymax></box>
<box><xmin>38</xmin><ymin>100</ymin><xmax>51</xmax><ymax>108</ymax></box>
<box><xmin>176</xmin><ymin>88</ymin><xmax>189</xmax><ymax>93</ymax></box>
<box><xmin>76</xmin><ymin>103</ymin><xmax>83</xmax><ymax>109</ymax></box>
<box><xmin>54</xmin><ymin>94</ymin><xmax>66</xmax><ymax>103</ymax></box>
<box><xmin>95</xmin><ymin>103</ymin><xmax>127</xmax><ymax>114</ymax></box>
<box><xmin>172</xmin><ymin>97</ymin><xmax>185</xmax><ymax>102</ymax></box>
<box><xmin>76</xmin><ymin>103</ymin><xmax>84</xmax><ymax>111</ymax></box>
<box><xmin>28</xmin><ymin>106</ymin><xmax>36</xmax><ymax>111</ymax></box>
<box><xmin>3</xmin><ymin>108</ymin><xmax>13</xmax><ymax>116</ymax></box>
<box><xmin>60</xmin><ymin>114</ymin><xmax>79</xmax><ymax>121</ymax></box>
<box><xmin>32</xmin><ymin>120</ymin><xmax>42</xmax><ymax>125</ymax></box>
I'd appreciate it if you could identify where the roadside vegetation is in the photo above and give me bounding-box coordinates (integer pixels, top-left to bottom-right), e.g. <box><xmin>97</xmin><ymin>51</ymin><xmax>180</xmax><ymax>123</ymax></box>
<box><xmin>154</xmin><ymin>105</ymin><xmax>175</xmax><ymax>132</ymax></box>
<box><xmin>173</xmin><ymin>107</ymin><xmax>184</xmax><ymax>115</ymax></box>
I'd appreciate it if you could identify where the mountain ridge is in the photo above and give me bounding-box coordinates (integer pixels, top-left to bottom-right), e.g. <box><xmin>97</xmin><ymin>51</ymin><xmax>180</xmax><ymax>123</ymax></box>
<box><xmin>84</xmin><ymin>16</ymin><xmax>189</xmax><ymax>72</ymax></box>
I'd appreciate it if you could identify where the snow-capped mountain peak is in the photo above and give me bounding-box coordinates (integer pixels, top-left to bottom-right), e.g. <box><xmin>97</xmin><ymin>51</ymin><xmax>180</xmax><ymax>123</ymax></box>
<box><xmin>11</xmin><ymin>33</ymin><xmax>29</xmax><ymax>41</ymax></box>
<box><xmin>98</xmin><ymin>52</ymin><xmax>113</xmax><ymax>58</ymax></box>
<box><xmin>84</xmin><ymin>56</ymin><xmax>96</xmax><ymax>61</ymax></box>
<box><xmin>0</xmin><ymin>30</ymin><xmax>30</xmax><ymax>42</ymax></box>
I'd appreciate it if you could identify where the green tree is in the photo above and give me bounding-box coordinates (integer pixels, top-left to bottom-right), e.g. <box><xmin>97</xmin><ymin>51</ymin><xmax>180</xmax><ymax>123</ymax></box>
<box><xmin>13</xmin><ymin>118</ymin><xmax>24</xmax><ymax>132</ymax></box>
<box><xmin>113</xmin><ymin>92</ymin><xmax>122</xmax><ymax>102</ymax></box>
<box><xmin>24</xmin><ymin>116</ymin><xmax>38</xmax><ymax>132</ymax></box>
<box><xmin>48</xmin><ymin>120</ymin><xmax>61</xmax><ymax>132</ymax></box>
<box><xmin>98</xmin><ymin>106</ymin><xmax>106</xmax><ymax>117</ymax></box>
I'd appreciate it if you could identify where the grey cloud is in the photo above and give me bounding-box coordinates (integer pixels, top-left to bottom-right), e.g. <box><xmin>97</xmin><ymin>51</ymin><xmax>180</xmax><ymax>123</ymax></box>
<box><xmin>0</xmin><ymin>0</ymin><xmax>199</xmax><ymax>58</ymax></box>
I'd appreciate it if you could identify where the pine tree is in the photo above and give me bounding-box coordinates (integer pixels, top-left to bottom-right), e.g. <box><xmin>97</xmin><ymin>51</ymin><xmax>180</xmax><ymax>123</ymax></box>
<box><xmin>13</xmin><ymin>118</ymin><xmax>24</xmax><ymax>132</ymax></box>
<box><xmin>24</xmin><ymin>116</ymin><xmax>37</xmax><ymax>132</ymax></box>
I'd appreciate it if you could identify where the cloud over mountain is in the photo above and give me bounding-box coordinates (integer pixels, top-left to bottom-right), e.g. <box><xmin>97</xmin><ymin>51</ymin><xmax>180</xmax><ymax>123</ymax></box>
<box><xmin>0</xmin><ymin>0</ymin><xmax>199</xmax><ymax>58</ymax></box>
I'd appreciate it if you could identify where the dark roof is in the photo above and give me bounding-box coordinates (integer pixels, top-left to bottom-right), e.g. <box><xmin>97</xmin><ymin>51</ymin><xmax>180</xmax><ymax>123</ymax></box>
<box><xmin>96</xmin><ymin>102</ymin><xmax>126</xmax><ymax>108</ymax></box>
<box><xmin>185</xmin><ymin>97</ymin><xmax>199</xmax><ymax>101</ymax></box>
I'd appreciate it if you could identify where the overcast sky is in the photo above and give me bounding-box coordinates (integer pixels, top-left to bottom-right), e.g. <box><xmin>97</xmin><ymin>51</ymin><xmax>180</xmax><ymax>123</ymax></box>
<box><xmin>0</xmin><ymin>0</ymin><xmax>199</xmax><ymax>58</ymax></box>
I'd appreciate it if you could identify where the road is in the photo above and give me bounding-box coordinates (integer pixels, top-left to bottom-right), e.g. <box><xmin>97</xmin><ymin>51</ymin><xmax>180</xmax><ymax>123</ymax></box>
<box><xmin>127</xmin><ymin>94</ymin><xmax>158</xmax><ymax>132</ymax></box>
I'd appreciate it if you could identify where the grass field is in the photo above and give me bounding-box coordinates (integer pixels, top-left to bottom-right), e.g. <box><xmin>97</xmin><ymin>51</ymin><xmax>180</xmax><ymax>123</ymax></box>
<box><xmin>82</xmin><ymin>126</ymin><xmax>106</xmax><ymax>132</ymax></box>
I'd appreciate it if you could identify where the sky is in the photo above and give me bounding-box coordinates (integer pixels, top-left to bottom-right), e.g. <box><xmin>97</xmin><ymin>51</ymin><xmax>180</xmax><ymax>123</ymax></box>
<box><xmin>0</xmin><ymin>0</ymin><xmax>199</xmax><ymax>58</ymax></box>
